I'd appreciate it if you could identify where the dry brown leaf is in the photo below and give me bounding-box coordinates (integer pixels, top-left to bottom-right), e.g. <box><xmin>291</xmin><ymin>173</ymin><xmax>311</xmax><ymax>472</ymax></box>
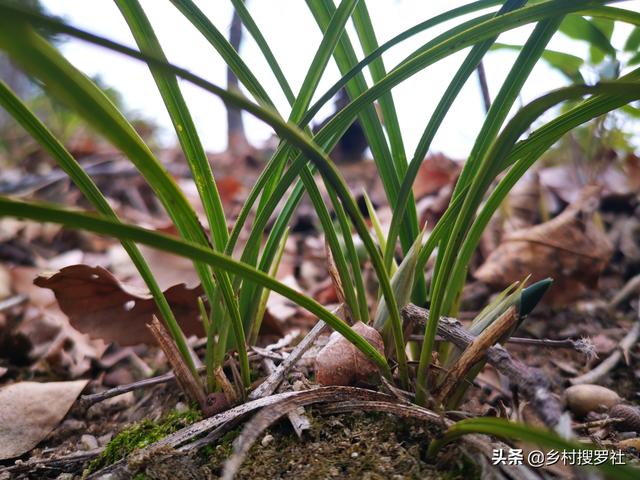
<box><xmin>315</xmin><ymin>322</ymin><xmax>384</xmax><ymax>386</ymax></box>
<box><xmin>10</xmin><ymin>265</ymin><xmax>56</xmax><ymax>308</ymax></box>
<box><xmin>504</xmin><ymin>171</ymin><xmax>541</xmax><ymax>231</ymax></box>
<box><xmin>479</xmin><ymin>171</ymin><xmax>545</xmax><ymax>262</ymax></box>
<box><xmin>19</xmin><ymin>307</ymin><xmax>101</xmax><ymax>378</ymax></box>
<box><xmin>412</xmin><ymin>153</ymin><xmax>461</xmax><ymax>200</ymax></box>
<box><xmin>5</xmin><ymin>266</ymin><xmax>104</xmax><ymax>378</ymax></box>
<box><xmin>0</xmin><ymin>380</ymin><xmax>88</xmax><ymax>460</ymax></box>
<box><xmin>34</xmin><ymin>265</ymin><xmax>204</xmax><ymax>345</ymax></box>
<box><xmin>539</xmin><ymin>156</ymin><xmax>640</xmax><ymax>205</ymax></box>
<box><xmin>313</xmin><ymin>277</ymin><xmax>339</xmax><ymax>305</ymax></box>
<box><xmin>325</xmin><ymin>242</ymin><xmax>347</xmax><ymax>308</ymax></box>
<box><xmin>474</xmin><ymin>186</ymin><xmax>612</xmax><ymax>305</ymax></box>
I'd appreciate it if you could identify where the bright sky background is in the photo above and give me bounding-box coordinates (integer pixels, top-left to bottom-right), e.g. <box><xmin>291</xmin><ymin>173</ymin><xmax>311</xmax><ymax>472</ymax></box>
<box><xmin>41</xmin><ymin>0</ymin><xmax>640</xmax><ymax>158</ymax></box>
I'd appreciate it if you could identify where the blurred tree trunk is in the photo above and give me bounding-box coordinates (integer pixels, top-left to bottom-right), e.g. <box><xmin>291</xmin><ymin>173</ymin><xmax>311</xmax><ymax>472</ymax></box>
<box><xmin>227</xmin><ymin>8</ymin><xmax>248</xmax><ymax>154</ymax></box>
<box><xmin>476</xmin><ymin>60</ymin><xmax>491</xmax><ymax>114</ymax></box>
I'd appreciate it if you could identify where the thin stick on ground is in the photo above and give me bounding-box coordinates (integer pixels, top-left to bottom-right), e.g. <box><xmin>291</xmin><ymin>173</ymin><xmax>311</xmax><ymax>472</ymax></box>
<box><xmin>0</xmin><ymin>448</ymin><xmax>104</xmax><ymax>477</ymax></box>
<box><xmin>248</xmin><ymin>317</ymin><xmax>329</xmax><ymax>400</ymax></box>
<box><xmin>80</xmin><ymin>368</ymin><xmax>191</xmax><ymax>407</ymax></box>
<box><xmin>410</xmin><ymin>334</ymin><xmax>596</xmax><ymax>352</ymax></box>
<box><xmin>262</xmin><ymin>357</ymin><xmax>311</xmax><ymax>437</ymax></box>
<box><xmin>608</xmin><ymin>274</ymin><xmax>640</xmax><ymax>309</ymax></box>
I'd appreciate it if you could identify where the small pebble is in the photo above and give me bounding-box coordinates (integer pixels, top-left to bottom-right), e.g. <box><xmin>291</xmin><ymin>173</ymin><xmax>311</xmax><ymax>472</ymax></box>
<box><xmin>564</xmin><ymin>384</ymin><xmax>621</xmax><ymax>417</ymax></box>
<box><xmin>59</xmin><ymin>419</ymin><xmax>86</xmax><ymax>433</ymax></box>
<box><xmin>98</xmin><ymin>433</ymin><xmax>113</xmax><ymax>446</ymax></box>
<box><xmin>87</xmin><ymin>391</ymin><xmax>135</xmax><ymax>418</ymax></box>
<box><xmin>79</xmin><ymin>434</ymin><xmax>98</xmax><ymax>451</ymax></box>
<box><xmin>261</xmin><ymin>434</ymin><xmax>274</xmax><ymax>447</ymax></box>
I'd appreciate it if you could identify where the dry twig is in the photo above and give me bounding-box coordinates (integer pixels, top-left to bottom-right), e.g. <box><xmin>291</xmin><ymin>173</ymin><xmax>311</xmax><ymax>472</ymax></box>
<box><xmin>147</xmin><ymin>316</ymin><xmax>206</xmax><ymax>409</ymax></box>
<box><xmin>262</xmin><ymin>357</ymin><xmax>311</xmax><ymax>437</ymax></box>
<box><xmin>0</xmin><ymin>449</ymin><xmax>104</xmax><ymax>477</ymax></box>
<box><xmin>248</xmin><ymin>318</ymin><xmax>328</xmax><ymax>400</ymax></box>
<box><xmin>608</xmin><ymin>273</ymin><xmax>640</xmax><ymax>309</ymax></box>
<box><xmin>434</xmin><ymin>307</ymin><xmax>517</xmax><ymax>403</ymax></box>
<box><xmin>402</xmin><ymin>304</ymin><xmax>563</xmax><ymax>427</ymax></box>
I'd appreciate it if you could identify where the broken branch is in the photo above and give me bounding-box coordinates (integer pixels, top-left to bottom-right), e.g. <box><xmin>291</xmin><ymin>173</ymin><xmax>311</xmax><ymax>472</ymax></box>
<box><xmin>402</xmin><ymin>304</ymin><xmax>563</xmax><ymax>427</ymax></box>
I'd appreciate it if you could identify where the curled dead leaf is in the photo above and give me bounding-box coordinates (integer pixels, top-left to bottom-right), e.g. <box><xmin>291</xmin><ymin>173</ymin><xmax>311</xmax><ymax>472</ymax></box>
<box><xmin>412</xmin><ymin>153</ymin><xmax>461</xmax><ymax>200</ymax></box>
<box><xmin>504</xmin><ymin>171</ymin><xmax>541</xmax><ymax>231</ymax></box>
<box><xmin>34</xmin><ymin>265</ymin><xmax>204</xmax><ymax>345</ymax></box>
<box><xmin>475</xmin><ymin>186</ymin><xmax>612</xmax><ymax>305</ymax></box>
<box><xmin>315</xmin><ymin>322</ymin><xmax>384</xmax><ymax>386</ymax></box>
<box><xmin>0</xmin><ymin>380</ymin><xmax>88</xmax><ymax>460</ymax></box>
<box><xmin>5</xmin><ymin>266</ymin><xmax>104</xmax><ymax>378</ymax></box>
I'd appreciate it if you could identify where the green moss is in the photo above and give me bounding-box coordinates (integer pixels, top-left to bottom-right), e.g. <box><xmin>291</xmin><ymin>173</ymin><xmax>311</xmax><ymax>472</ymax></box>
<box><xmin>197</xmin><ymin>427</ymin><xmax>239</xmax><ymax>463</ymax></box>
<box><xmin>86</xmin><ymin>406</ymin><xmax>202</xmax><ymax>474</ymax></box>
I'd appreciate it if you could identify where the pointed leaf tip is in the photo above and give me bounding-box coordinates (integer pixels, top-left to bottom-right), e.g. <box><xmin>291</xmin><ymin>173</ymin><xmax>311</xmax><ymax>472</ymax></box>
<box><xmin>518</xmin><ymin>277</ymin><xmax>553</xmax><ymax>318</ymax></box>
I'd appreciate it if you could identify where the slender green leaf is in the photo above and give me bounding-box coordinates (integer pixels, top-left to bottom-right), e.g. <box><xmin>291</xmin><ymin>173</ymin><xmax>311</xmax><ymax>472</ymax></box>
<box><xmin>352</xmin><ymin>1</ymin><xmax>408</xmax><ymax>177</ymax></box>
<box><xmin>559</xmin><ymin>15</ymin><xmax>616</xmax><ymax>58</ymax></box>
<box><xmin>625</xmin><ymin>26</ymin><xmax>640</xmax><ymax>51</ymax></box>
<box><xmin>169</xmin><ymin>0</ymin><xmax>273</xmax><ymax>108</ymax></box>
<box><xmin>114</xmin><ymin>0</ymin><xmax>249</xmax><ymax>389</ymax></box>
<box><xmin>229</xmin><ymin>0</ymin><xmax>296</xmax><ymax>104</ymax></box>
<box><xmin>384</xmin><ymin>0</ymin><xmax>527</xmax><ymax>275</ymax></box>
<box><xmin>308</xmin><ymin>0</ymin><xmax>422</xmax><ymax>283</ymax></box>
<box><xmin>0</xmin><ymin>196</ymin><xmax>392</xmax><ymax>379</ymax></box>
<box><xmin>417</xmin><ymin>16</ymin><xmax>563</xmax><ymax>406</ymax></box>
<box><xmin>491</xmin><ymin>43</ymin><xmax>585</xmax><ymax>81</ymax></box>
<box><xmin>589</xmin><ymin>17</ymin><xmax>615</xmax><ymax>63</ymax></box>
<box><xmin>427</xmin><ymin>418</ymin><xmax>639</xmax><ymax>479</ymax></box>
<box><xmin>249</xmin><ymin>228</ymin><xmax>289</xmax><ymax>345</ymax></box>
<box><xmin>0</xmin><ymin>80</ymin><xmax>199</xmax><ymax>382</ymax></box>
